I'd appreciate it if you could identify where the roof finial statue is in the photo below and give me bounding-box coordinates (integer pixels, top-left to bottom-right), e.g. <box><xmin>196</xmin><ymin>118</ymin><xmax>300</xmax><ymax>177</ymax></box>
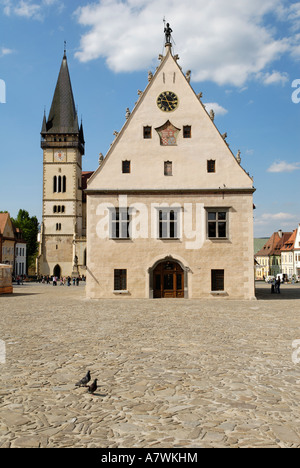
<box><xmin>164</xmin><ymin>19</ymin><xmax>173</xmax><ymax>45</ymax></box>
<box><xmin>64</xmin><ymin>40</ymin><xmax>67</xmax><ymax>58</ymax></box>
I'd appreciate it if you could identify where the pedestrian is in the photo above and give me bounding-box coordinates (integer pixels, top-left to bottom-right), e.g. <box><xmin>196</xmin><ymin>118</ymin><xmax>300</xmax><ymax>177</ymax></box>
<box><xmin>67</xmin><ymin>276</ymin><xmax>71</xmax><ymax>286</ymax></box>
<box><xmin>276</xmin><ymin>277</ymin><xmax>281</xmax><ymax>294</ymax></box>
<box><xmin>76</xmin><ymin>277</ymin><xmax>79</xmax><ymax>286</ymax></box>
<box><xmin>271</xmin><ymin>278</ymin><xmax>275</xmax><ymax>294</ymax></box>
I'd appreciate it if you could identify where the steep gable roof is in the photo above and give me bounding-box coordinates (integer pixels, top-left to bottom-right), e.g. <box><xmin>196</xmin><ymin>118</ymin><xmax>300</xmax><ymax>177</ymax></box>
<box><xmin>0</xmin><ymin>212</ymin><xmax>15</xmax><ymax>239</ymax></box>
<box><xmin>0</xmin><ymin>213</ymin><xmax>9</xmax><ymax>235</ymax></box>
<box><xmin>87</xmin><ymin>44</ymin><xmax>254</xmax><ymax>192</ymax></box>
<box><xmin>281</xmin><ymin>230</ymin><xmax>297</xmax><ymax>252</ymax></box>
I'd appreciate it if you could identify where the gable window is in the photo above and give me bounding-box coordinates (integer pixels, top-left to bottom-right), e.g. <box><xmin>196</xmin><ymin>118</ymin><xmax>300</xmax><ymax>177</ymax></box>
<box><xmin>158</xmin><ymin>209</ymin><xmax>180</xmax><ymax>239</ymax></box>
<box><xmin>164</xmin><ymin>161</ymin><xmax>173</xmax><ymax>176</ymax></box>
<box><xmin>111</xmin><ymin>208</ymin><xmax>130</xmax><ymax>239</ymax></box>
<box><xmin>211</xmin><ymin>270</ymin><xmax>225</xmax><ymax>291</ymax></box>
<box><xmin>207</xmin><ymin>160</ymin><xmax>216</xmax><ymax>173</ymax></box>
<box><xmin>207</xmin><ymin>210</ymin><xmax>228</xmax><ymax>239</ymax></box>
<box><xmin>143</xmin><ymin>126</ymin><xmax>152</xmax><ymax>139</ymax></box>
<box><xmin>122</xmin><ymin>160</ymin><xmax>131</xmax><ymax>174</ymax></box>
<box><xmin>114</xmin><ymin>269</ymin><xmax>127</xmax><ymax>291</ymax></box>
<box><xmin>183</xmin><ymin>125</ymin><xmax>191</xmax><ymax>138</ymax></box>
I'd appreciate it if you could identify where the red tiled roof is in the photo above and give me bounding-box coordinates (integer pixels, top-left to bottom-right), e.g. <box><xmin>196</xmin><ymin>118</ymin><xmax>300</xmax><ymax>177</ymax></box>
<box><xmin>0</xmin><ymin>213</ymin><xmax>9</xmax><ymax>235</ymax></box>
<box><xmin>255</xmin><ymin>231</ymin><xmax>293</xmax><ymax>257</ymax></box>
<box><xmin>281</xmin><ymin>230</ymin><xmax>297</xmax><ymax>252</ymax></box>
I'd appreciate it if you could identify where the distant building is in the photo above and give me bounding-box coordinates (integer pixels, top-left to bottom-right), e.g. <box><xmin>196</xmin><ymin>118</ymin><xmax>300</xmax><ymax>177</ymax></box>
<box><xmin>255</xmin><ymin>230</ymin><xmax>293</xmax><ymax>279</ymax></box>
<box><xmin>294</xmin><ymin>224</ymin><xmax>300</xmax><ymax>279</ymax></box>
<box><xmin>0</xmin><ymin>212</ymin><xmax>27</xmax><ymax>276</ymax></box>
<box><xmin>14</xmin><ymin>228</ymin><xmax>27</xmax><ymax>277</ymax></box>
<box><xmin>0</xmin><ymin>213</ymin><xmax>16</xmax><ymax>268</ymax></box>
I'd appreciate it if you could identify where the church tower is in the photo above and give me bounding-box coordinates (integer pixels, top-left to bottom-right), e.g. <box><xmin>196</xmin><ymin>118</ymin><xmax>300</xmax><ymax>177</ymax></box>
<box><xmin>38</xmin><ymin>51</ymin><xmax>85</xmax><ymax>278</ymax></box>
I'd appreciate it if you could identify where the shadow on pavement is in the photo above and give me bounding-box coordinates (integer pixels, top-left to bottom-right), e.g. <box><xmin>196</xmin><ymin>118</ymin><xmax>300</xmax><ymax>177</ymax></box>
<box><xmin>256</xmin><ymin>283</ymin><xmax>300</xmax><ymax>300</ymax></box>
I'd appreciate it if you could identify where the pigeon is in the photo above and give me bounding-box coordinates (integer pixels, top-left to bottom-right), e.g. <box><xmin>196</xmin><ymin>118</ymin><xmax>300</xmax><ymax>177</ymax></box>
<box><xmin>75</xmin><ymin>370</ymin><xmax>91</xmax><ymax>387</ymax></box>
<box><xmin>88</xmin><ymin>379</ymin><xmax>98</xmax><ymax>395</ymax></box>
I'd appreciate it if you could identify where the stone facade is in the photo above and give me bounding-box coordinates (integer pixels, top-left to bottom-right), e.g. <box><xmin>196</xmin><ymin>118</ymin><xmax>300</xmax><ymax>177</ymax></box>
<box><xmin>86</xmin><ymin>44</ymin><xmax>255</xmax><ymax>299</ymax></box>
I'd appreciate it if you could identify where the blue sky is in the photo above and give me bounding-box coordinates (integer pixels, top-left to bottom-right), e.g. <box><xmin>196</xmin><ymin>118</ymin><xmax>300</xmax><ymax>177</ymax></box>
<box><xmin>0</xmin><ymin>0</ymin><xmax>300</xmax><ymax>237</ymax></box>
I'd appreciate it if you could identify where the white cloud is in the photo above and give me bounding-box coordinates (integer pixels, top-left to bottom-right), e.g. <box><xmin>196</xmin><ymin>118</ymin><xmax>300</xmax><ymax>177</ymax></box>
<box><xmin>0</xmin><ymin>47</ymin><xmax>14</xmax><ymax>57</ymax></box>
<box><xmin>74</xmin><ymin>0</ymin><xmax>298</xmax><ymax>87</ymax></box>
<box><xmin>1</xmin><ymin>0</ymin><xmax>62</xmax><ymax>20</ymax></box>
<box><xmin>254</xmin><ymin>212</ymin><xmax>299</xmax><ymax>231</ymax></box>
<box><xmin>267</xmin><ymin>161</ymin><xmax>300</xmax><ymax>173</ymax></box>
<box><xmin>203</xmin><ymin>102</ymin><xmax>228</xmax><ymax>116</ymax></box>
<box><xmin>262</xmin><ymin>70</ymin><xmax>289</xmax><ymax>85</ymax></box>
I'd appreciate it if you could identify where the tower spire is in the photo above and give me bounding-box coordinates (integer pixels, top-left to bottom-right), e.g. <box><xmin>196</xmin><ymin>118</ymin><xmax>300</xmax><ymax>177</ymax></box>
<box><xmin>42</xmin><ymin>51</ymin><xmax>79</xmax><ymax>135</ymax></box>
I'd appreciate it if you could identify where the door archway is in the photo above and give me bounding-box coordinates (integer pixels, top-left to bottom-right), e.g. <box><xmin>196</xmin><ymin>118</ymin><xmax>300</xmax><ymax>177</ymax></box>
<box><xmin>153</xmin><ymin>260</ymin><xmax>184</xmax><ymax>298</ymax></box>
<box><xmin>53</xmin><ymin>264</ymin><xmax>61</xmax><ymax>278</ymax></box>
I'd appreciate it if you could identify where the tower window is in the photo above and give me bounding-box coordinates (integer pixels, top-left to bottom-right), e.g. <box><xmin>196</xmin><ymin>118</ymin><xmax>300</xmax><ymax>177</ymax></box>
<box><xmin>53</xmin><ymin>176</ymin><xmax>57</xmax><ymax>193</ymax></box>
<box><xmin>63</xmin><ymin>175</ymin><xmax>66</xmax><ymax>192</ymax></box>
<box><xmin>122</xmin><ymin>161</ymin><xmax>131</xmax><ymax>174</ymax></box>
<box><xmin>56</xmin><ymin>223</ymin><xmax>62</xmax><ymax>231</ymax></box>
<box><xmin>143</xmin><ymin>126</ymin><xmax>152</xmax><ymax>139</ymax></box>
<box><xmin>183</xmin><ymin>126</ymin><xmax>191</xmax><ymax>138</ymax></box>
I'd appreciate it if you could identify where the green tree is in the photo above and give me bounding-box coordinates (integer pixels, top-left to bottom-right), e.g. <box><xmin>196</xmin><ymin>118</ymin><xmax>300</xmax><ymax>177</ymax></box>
<box><xmin>12</xmin><ymin>210</ymin><xmax>39</xmax><ymax>273</ymax></box>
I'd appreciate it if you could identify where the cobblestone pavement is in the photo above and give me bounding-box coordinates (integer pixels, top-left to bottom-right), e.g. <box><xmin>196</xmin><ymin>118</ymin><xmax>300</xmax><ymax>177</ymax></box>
<box><xmin>0</xmin><ymin>282</ymin><xmax>300</xmax><ymax>448</ymax></box>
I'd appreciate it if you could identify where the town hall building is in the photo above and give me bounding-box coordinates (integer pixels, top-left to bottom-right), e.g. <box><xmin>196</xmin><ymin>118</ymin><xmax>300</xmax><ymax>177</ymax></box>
<box><xmin>85</xmin><ymin>30</ymin><xmax>256</xmax><ymax>299</ymax></box>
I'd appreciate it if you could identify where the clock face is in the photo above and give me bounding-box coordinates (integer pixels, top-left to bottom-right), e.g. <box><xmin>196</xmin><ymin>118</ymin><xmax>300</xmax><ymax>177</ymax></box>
<box><xmin>54</xmin><ymin>151</ymin><xmax>66</xmax><ymax>162</ymax></box>
<box><xmin>157</xmin><ymin>91</ymin><xmax>179</xmax><ymax>112</ymax></box>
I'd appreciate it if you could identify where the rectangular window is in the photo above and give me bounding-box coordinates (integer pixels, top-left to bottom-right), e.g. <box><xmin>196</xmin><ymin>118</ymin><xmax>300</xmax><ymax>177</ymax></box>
<box><xmin>211</xmin><ymin>269</ymin><xmax>224</xmax><ymax>291</ymax></box>
<box><xmin>207</xmin><ymin>160</ymin><xmax>216</xmax><ymax>173</ymax></box>
<box><xmin>122</xmin><ymin>160</ymin><xmax>131</xmax><ymax>174</ymax></box>
<box><xmin>164</xmin><ymin>161</ymin><xmax>172</xmax><ymax>176</ymax></box>
<box><xmin>143</xmin><ymin>126</ymin><xmax>152</xmax><ymax>139</ymax></box>
<box><xmin>207</xmin><ymin>210</ymin><xmax>228</xmax><ymax>239</ymax></box>
<box><xmin>183</xmin><ymin>125</ymin><xmax>191</xmax><ymax>138</ymax></box>
<box><xmin>111</xmin><ymin>208</ymin><xmax>130</xmax><ymax>239</ymax></box>
<box><xmin>114</xmin><ymin>269</ymin><xmax>127</xmax><ymax>291</ymax></box>
<box><xmin>158</xmin><ymin>209</ymin><xmax>180</xmax><ymax>239</ymax></box>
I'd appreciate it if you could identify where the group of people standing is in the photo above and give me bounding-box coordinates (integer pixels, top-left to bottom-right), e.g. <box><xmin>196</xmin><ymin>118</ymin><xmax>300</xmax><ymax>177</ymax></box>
<box><xmin>38</xmin><ymin>275</ymin><xmax>86</xmax><ymax>286</ymax></box>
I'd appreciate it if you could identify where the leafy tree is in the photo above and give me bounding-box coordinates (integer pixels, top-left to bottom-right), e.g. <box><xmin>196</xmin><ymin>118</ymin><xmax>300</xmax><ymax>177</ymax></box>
<box><xmin>12</xmin><ymin>210</ymin><xmax>39</xmax><ymax>272</ymax></box>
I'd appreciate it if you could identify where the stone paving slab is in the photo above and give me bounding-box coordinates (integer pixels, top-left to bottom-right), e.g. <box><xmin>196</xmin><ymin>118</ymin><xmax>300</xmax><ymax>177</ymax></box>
<box><xmin>0</xmin><ymin>282</ymin><xmax>300</xmax><ymax>448</ymax></box>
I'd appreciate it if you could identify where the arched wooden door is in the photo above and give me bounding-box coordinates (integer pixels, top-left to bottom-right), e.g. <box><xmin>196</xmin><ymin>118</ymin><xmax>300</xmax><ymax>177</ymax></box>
<box><xmin>153</xmin><ymin>261</ymin><xmax>184</xmax><ymax>298</ymax></box>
